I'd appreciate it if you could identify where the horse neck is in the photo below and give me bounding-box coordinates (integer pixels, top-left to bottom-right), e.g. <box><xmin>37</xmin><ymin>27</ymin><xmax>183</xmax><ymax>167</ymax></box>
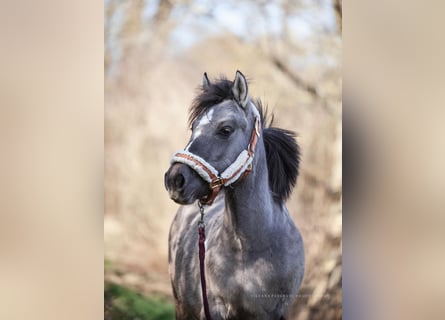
<box><xmin>223</xmin><ymin>136</ymin><xmax>275</xmax><ymax>249</ymax></box>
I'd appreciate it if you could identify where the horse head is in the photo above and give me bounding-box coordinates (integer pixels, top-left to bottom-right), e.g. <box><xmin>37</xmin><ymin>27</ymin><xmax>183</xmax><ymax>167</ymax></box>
<box><xmin>164</xmin><ymin>71</ymin><xmax>260</xmax><ymax>205</ymax></box>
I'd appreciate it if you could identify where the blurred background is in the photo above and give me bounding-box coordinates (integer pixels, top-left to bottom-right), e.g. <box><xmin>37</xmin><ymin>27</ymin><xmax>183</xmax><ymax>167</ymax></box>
<box><xmin>104</xmin><ymin>0</ymin><xmax>342</xmax><ymax>319</ymax></box>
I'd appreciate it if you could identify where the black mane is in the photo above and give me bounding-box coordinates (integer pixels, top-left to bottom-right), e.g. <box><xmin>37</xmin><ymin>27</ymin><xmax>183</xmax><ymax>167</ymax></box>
<box><xmin>257</xmin><ymin>101</ymin><xmax>300</xmax><ymax>202</ymax></box>
<box><xmin>189</xmin><ymin>77</ymin><xmax>300</xmax><ymax>203</ymax></box>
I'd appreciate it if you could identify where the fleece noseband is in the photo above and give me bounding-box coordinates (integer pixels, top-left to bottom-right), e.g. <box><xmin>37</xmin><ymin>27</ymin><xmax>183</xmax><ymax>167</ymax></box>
<box><xmin>171</xmin><ymin>112</ymin><xmax>261</xmax><ymax>205</ymax></box>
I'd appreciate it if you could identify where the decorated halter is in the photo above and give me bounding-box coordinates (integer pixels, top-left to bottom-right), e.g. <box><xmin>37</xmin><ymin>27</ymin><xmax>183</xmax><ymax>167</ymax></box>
<box><xmin>171</xmin><ymin>107</ymin><xmax>261</xmax><ymax>205</ymax></box>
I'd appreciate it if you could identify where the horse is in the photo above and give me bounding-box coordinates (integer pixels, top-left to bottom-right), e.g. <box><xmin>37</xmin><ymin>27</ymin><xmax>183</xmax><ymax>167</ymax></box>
<box><xmin>164</xmin><ymin>71</ymin><xmax>304</xmax><ymax>319</ymax></box>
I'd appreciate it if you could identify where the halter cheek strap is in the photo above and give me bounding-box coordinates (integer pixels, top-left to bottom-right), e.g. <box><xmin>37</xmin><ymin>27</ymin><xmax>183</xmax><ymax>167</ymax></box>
<box><xmin>170</xmin><ymin>116</ymin><xmax>261</xmax><ymax>205</ymax></box>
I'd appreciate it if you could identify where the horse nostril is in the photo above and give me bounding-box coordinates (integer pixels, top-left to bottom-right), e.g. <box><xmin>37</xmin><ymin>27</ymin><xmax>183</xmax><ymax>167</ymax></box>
<box><xmin>175</xmin><ymin>173</ymin><xmax>185</xmax><ymax>189</ymax></box>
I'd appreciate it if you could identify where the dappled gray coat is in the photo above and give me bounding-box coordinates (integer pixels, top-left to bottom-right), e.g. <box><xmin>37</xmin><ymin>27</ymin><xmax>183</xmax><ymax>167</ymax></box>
<box><xmin>165</xmin><ymin>71</ymin><xmax>304</xmax><ymax>320</ymax></box>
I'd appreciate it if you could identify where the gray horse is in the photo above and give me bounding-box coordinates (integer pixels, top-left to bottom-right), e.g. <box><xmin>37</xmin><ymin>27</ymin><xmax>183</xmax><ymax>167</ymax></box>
<box><xmin>164</xmin><ymin>71</ymin><xmax>304</xmax><ymax>319</ymax></box>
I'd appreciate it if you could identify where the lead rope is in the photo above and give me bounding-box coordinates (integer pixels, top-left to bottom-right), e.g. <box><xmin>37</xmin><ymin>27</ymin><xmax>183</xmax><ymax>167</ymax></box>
<box><xmin>198</xmin><ymin>201</ymin><xmax>213</xmax><ymax>320</ymax></box>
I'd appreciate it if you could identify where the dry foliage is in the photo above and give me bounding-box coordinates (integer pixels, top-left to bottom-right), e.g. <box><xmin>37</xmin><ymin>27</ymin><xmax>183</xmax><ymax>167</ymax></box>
<box><xmin>105</xmin><ymin>2</ymin><xmax>341</xmax><ymax>319</ymax></box>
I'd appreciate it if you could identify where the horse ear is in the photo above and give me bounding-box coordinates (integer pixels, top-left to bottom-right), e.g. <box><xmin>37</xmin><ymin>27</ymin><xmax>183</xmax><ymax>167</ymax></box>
<box><xmin>232</xmin><ymin>70</ymin><xmax>248</xmax><ymax>108</ymax></box>
<box><xmin>202</xmin><ymin>72</ymin><xmax>211</xmax><ymax>89</ymax></box>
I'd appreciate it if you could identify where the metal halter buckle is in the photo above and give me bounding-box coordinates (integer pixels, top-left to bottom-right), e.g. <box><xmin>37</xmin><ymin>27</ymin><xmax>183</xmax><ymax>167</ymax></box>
<box><xmin>198</xmin><ymin>201</ymin><xmax>205</xmax><ymax>226</ymax></box>
<box><xmin>209</xmin><ymin>177</ymin><xmax>224</xmax><ymax>189</ymax></box>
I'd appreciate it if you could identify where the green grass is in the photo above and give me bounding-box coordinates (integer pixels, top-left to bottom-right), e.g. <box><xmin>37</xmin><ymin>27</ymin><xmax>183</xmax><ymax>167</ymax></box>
<box><xmin>105</xmin><ymin>282</ymin><xmax>175</xmax><ymax>320</ymax></box>
<box><xmin>104</xmin><ymin>259</ymin><xmax>114</xmax><ymax>272</ymax></box>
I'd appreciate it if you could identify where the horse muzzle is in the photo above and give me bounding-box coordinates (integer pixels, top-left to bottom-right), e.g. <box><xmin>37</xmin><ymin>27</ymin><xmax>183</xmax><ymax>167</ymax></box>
<box><xmin>164</xmin><ymin>163</ymin><xmax>210</xmax><ymax>205</ymax></box>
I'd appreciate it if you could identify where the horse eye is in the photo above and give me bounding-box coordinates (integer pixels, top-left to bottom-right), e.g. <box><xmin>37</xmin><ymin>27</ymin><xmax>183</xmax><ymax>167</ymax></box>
<box><xmin>218</xmin><ymin>126</ymin><xmax>234</xmax><ymax>137</ymax></box>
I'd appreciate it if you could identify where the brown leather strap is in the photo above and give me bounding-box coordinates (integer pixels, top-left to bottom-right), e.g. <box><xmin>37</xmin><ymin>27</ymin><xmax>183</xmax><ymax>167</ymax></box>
<box><xmin>174</xmin><ymin>153</ymin><xmax>219</xmax><ymax>181</ymax></box>
<box><xmin>201</xmin><ymin>186</ymin><xmax>221</xmax><ymax>205</ymax></box>
<box><xmin>248</xmin><ymin>117</ymin><xmax>261</xmax><ymax>155</ymax></box>
<box><xmin>198</xmin><ymin>223</ymin><xmax>212</xmax><ymax>320</ymax></box>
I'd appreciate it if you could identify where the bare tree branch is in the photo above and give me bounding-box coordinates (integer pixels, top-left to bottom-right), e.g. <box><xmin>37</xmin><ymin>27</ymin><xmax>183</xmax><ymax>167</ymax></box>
<box><xmin>334</xmin><ymin>0</ymin><xmax>342</xmax><ymax>32</ymax></box>
<box><xmin>271</xmin><ymin>55</ymin><xmax>319</xmax><ymax>98</ymax></box>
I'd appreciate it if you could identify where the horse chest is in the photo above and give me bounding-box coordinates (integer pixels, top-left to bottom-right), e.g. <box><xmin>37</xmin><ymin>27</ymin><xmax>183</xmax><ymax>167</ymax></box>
<box><xmin>206</xmin><ymin>260</ymin><xmax>288</xmax><ymax>319</ymax></box>
<box><xmin>207</xmin><ymin>246</ymin><xmax>285</xmax><ymax>301</ymax></box>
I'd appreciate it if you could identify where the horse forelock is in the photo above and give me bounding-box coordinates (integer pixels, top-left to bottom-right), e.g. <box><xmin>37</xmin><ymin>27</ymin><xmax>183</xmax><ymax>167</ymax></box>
<box><xmin>189</xmin><ymin>76</ymin><xmax>234</xmax><ymax>128</ymax></box>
